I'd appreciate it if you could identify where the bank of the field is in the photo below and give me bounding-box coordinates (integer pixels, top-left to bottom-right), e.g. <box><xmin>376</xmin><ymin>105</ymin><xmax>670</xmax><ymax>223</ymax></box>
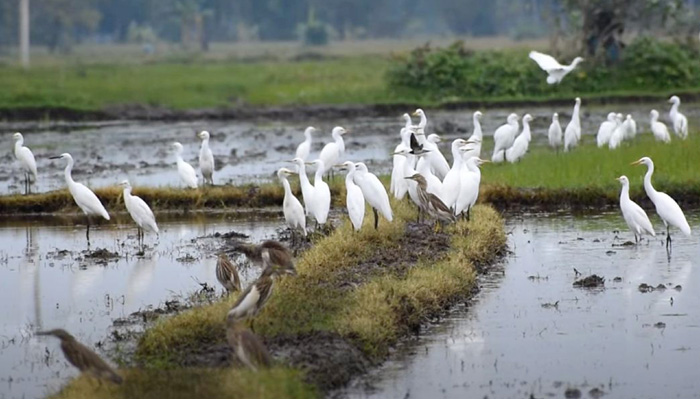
<box><xmin>49</xmin><ymin>202</ymin><xmax>506</xmax><ymax>399</ymax></box>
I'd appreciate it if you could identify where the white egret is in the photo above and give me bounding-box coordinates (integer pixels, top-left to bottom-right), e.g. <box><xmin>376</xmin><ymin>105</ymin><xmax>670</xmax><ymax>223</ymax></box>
<box><xmin>443</xmin><ymin>139</ymin><xmax>469</xmax><ymax>209</ymax></box>
<box><xmin>649</xmin><ymin>110</ymin><xmax>671</xmax><ymax>143</ymax></box>
<box><xmin>50</xmin><ymin>153</ymin><xmax>110</xmax><ymax>245</ymax></box>
<box><xmin>528</xmin><ymin>51</ymin><xmax>584</xmax><ymax>84</ymax></box>
<box><xmin>596</xmin><ymin>112</ymin><xmax>617</xmax><ymax>147</ymax></box>
<box><xmin>416</xmin><ymin>151</ymin><xmax>444</xmax><ymax>201</ymax></box>
<box><xmin>354</xmin><ymin>162</ymin><xmax>393</xmax><ymax>229</ymax></box>
<box><xmin>506</xmin><ymin>114</ymin><xmax>533</xmax><ymax>163</ymax></box>
<box><xmin>632</xmin><ymin>157</ymin><xmax>691</xmax><ymax>248</ymax></box>
<box><xmin>622</xmin><ymin>114</ymin><xmax>637</xmax><ymax>140</ymax></box>
<box><xmin>289</xmin><ymin>157</ymin><xmax>315</xmax><ymax>216</ymax></box>
<box><xmin>467</xmin><ymin>111</ymin><xmax>483</xmax><ymax>144</ymax></box>
<box><xmin>402</xmin><ymin>113</ymin><xmax>416</xmax><ymax>130</ymax></box>
<box><xmin>462</xmin><ymin>136</ymin><xmax>482</xmax><ymax>161</ymax></box>
<box><xmin>491</xmin><ymin>113</ymin><xmax>519</xmax><ymax>163</ymax></box>
<box><xmin>277</xmin><ymin>168</ymin><xmax>306</xmax><ymax>241</ymax></box>
<box><xmin>616</xmin><ymin>176</ymin><xmax>655</xmax><ymax>244</ymax></box>
<box><xmin>295</xmin><ymin>126</ymin><xmax>315</xmax><ymax>161</ymax></box>
<box><xmin>307</xmin><ymin>159</ymin><xmax>331</xmax><ymax>226</ymax></box>
<box><xmin>197</xmin><ymin>131</ymin><xmax>214</xmax><ymax>185</ymax></box>
<box><xmin>390</xmin><ymin>127</ymin><xmax>412</xmax><ymax>199</ymax></box>
<box><xmin>339</xmin><ymin>161</ymin><xmax>365</xmax><ymax>231</ymax></box>
<box><xmin>172</xmin><ymin>142</ymin><xmax>198</xmax><ymax>189</ymax></box>
<box><xmin>548</xmin><ymin>113</ymin><xmax>563</xmax><ymax>150</ymax></box>
<box><xmin>413</xmin><ymin>109</ymin><xmax>449</xmax><ymax>179</ymax></box>
<box><xmin>564</xmin><ymin>97</ymin><xmax>581</xmax><ymax>152</ymax></box>
<box><xmin>318</xmin><ymin>126</ymin><xmax>348</xmax><ymax>175</ymax></box>
<box><xmin>455</xmin><ymin>153</ymin><xmax>488</xmax><ymax>220</ymax></box>
<box><xmin>120</xmin><ymin>180</ymin><xmax>159</xmax><ymax>251</ymax></box>
<box><xmin>12</xmin><ymin>132</ymin><xmax>37</xmax><ymax>195</ymax></box>
<box><xmin>392</xmin><ymin>148</ymin><xmax>422</xmax><ymax>211</ymax></box>
<box><xmin>608</xmin><ymin>113</ymin><xmax>624</xmax><ymax>150</ymax></box>
<box><xmin>668</xmin><ymin>96</ymin><xmax>688</xmax><ymax>139</ymax></box>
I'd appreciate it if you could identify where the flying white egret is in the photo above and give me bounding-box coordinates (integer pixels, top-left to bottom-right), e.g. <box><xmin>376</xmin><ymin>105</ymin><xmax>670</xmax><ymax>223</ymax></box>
<box><xmin>12</xmin><ymin>132</ymin><xmax>37</xmax><ymax>195</ymax></box>
<box><xmin>277</xmin><ymin>168</ymin><xmax>306</xmax><ymax>242</ymax></box>
<box><xmin>120</xmin><ymin>180</ymin><xmax>158</xmax><ymax>251</ymax></box>
<box><xmin>289</xmin><ymin>157</ymin><xmax>315</xmax><ymax>216</ymax></box>
<box><xmin>413</xmin><ymin>109</ymin><xmax>449</xmax><ymax>179</ymax></box>
<box><xmin>492</xmin><ymin>113</ymin><xmax>519</xmax><ymax>163</ymax></box>
<box><xmin>443</xmin><ymin>139</ymin><xmax>469</xmax><ymax>209</ymax></box>
<box><xmin>307</xmin><ymin>159</ymin><xmax>331</xmax><ymax>226</ymax></box>
<box><xmin>354</xmin><ymin>162</ymin><xmax>393</xmax><ymax>229</ymax></box>
<box><xmin>608</xmin><ymin>113</ymin><xmax>625</xmax><ymax>150</ymax></box>
<box><xmin>339</xmin><ymin>161</ymin><xmax>365</xmax><ymax>231</ymax></box>
<box><xmin>632</xmin><ymin>157</ymin><xmax>691</xmax><ymax>249</ymax></box>
<box><xmin>668</xmin><ymin>96</ymin><xmax>688</xmax><ymax>139</ymax></box>
<box><xmin>621</xmin><ymin>114</ymin><xmax>637</xmax><ymax>140</ymax></box>
<box><xmin>649</xmin><ymin>110</ymin><xmax>671</xmax><ymax>143</ymax></box>
<box><xmin>528</xmin><ymin>51</ymin><xmax>584</xmax><ymax>84</ymax></box>
<box><xmin>564</xmin><ymin>97</ymin><xmax>581</xmax><ymax>152</ymax></box>
<box><xmin>548</xmin><ymin>113</ymin><xmax>563</xmax><ymax>150</ymax></box>
<box><xmin>318</xmin><ymin>126</ymin><xmax>348</xmax><ymax>176</ymax></box>
<box><xmin>506</xmin><ymin>114</ymin><xmax>533</xmax><ymax>163</ymax></box>
<box><xmin>197</xmin><ymin>131</ymin><xmax>214</xmax><ymax>185</ymax></box>
<box><xmin>172</xmin><ymin>142</ymin><xmax>198</xmax><ymax>189</ymax></box>
<box><xmin>455</xmin><ymin>149</ymin><xmax>488</xmax><ymax>219</ymax></box>
<box><xmin>596</xmin><ymin>112</ymin><xmax>617</xmax><ymax>147</ymax></box>
<box><xmin>295</xmin><ymin>126</ymin><xmax>315</xmax><ymax>162</ymax></box>
<box><xmin>50</xmin><ymin>153</ymin><xmax>110</xmax><ymax>245</ymax></box>
<box><xmin>616</xmin><ymin>176</ymin><xmax>655</xmax><ymax>244</ymax></box>
<box><xmin>391</xmin><ymin>127</ymin><xmax>412</xmax><ymax>199</ymax></box>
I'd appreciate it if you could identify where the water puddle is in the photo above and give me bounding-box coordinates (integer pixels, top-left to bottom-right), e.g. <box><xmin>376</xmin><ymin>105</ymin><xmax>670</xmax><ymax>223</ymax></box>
<box><xmin>0</xmin><ymin>214</ymin><xmax>280</xmax><ymax>399</ymax></box>
<box><xmin>345</xmin><ymin>211</ymin><xmax>700</xmax><ymax>399</ymax></box>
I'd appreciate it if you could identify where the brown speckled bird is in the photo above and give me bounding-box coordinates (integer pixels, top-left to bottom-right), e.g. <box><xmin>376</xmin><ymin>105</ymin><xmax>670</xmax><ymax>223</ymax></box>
<box><xmin>216</xmin><ymin>252</ymin><xmax>241</xmax><ymax>294</ymax></box>
<box><xmin>233</xmin><ymin>240</ymin><xmax>296</xmax><ymax>275</ymax></box>
<box><xmin>37</xmin><ymin>329</ymin><xmax>123</xmax><ymax>384</ymax></box>
<box><xmin>405</xmin><ymin>174</ymin><xmax>456</xmax><ymax>223</ymax></box>
<box><xmin>226</xmin><ymin>319</ymin><xmax>272</xmax><ymax>371</ymax></box>
<box><xmin>226</xmin><ymin>252</ymin><xmax>280</xmax><ymax>323</ymax></box>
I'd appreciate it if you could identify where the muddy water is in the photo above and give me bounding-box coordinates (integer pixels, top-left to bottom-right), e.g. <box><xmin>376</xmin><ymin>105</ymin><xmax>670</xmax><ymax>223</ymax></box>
<box><xmin>0</xmin><ymin>214</ymin><xmax>280</xmax><ymax>399</ymax></box>
<box><xmin>346</xmin><ymin>211</ymin><xmax>700</xmax><ymax>399</ymax></box>
<box><xmin>4</xmin><ymin>103</ymin><xmax>698</xmax><ymax>194</ymax></box>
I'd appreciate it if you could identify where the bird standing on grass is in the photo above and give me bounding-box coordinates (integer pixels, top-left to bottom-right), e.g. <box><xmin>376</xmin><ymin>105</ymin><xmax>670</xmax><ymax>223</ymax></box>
<box><xmin>597</xmin><ymin>112</ymin><xmax>617</xmax><ymax>147</ymax></box>
<box><xmin>226</xmin><ymin>319</ymin><xmax>272</xmax><ymax>371</ymax></box>
<box><xmin>444</xmin><ymin>139</ymin><xmax>469</xmax><ymax>209</ymax></box>
<box><xmin>318</xmin><ymin>126</ymin><xmax>348</xmax><ymax>176</ymax></box>
<box><xmin>608</xmin><ymin>114</ymin><xmax>625</xmax><ymax>150</ymax></box>
<box><xmin>13</xmin><ymin>132</ymin><xmax>37</xmax><ymax>195</ymax></box>
<box><xmin>622</xmin><ymin>114</ymin><xmax>637</xmax><ymax>140</ymax></box>
<box><xmin>492</xmin><ymin>114</ymin><xmax>519</xmax><ymax>163</ymax></box>
<box><xmin>277</xmin><ymin>168</ymin><xmax>306</xmax><ymax>242</ymax></box>
<box><xmin>36</xmin><ymin>329</ymin><xmax>122</xmax><ymax>384</ymax></box>
<box><xmin>339</xmin><ymin>161</ymin><xmax>365</xmax><ymax>231</ymax></box>
<box><xmin>506</xmin><ymin>114</ymin><xmax>533</xmax><ymax>163</ymax></box>
<box><xmin>307</xmin><ymin>159</ymin><xmax>331</xmax><ymax>227</ymax></box>
<box><xmin>632</xmin><ymin>157</ymin><xmax>690</xmax><ymax>249</ymax></box>
<box><xmin>668</xmin><ymin>96</ymin><xmax>688</xmax><ymax>139</ymax></box>
<box><xmin>295</xmin><ymin>126</ymin><xmax>315</xmax><ymax>162</ymax></box>
<box><xmin>216</xmin><ymin>252</ymin><xmax>241</xmax><ymax>294</ymax></box>
<box><xmin>354</xmin><ymin>162</ymin><xmax>393</xmax><ymax>229</ymax></box>
<box><xmin>616</xmin><ymin>176</ymin><xmax>655</xmax><ymax>243</ymax></box>
<box><xmin>564</xmin><ymin>98</ymin><xmax>581</xmax><ymax>152</ymax></box>
<box><xmin>290</xmin><ymin>158</ymin><xmax>315</xmax><ymax>217</ymax></box>
<box><xmin>405</xmin><ymin>174</ymin><xmax>455</xmax><ymax>224</ymax></box>
<box><xmin>120</xmin><ymin>180</ymin><xmax>158</xmax><ymax>251</ymax></box>
<box><xmin>172</xmin><ymin>142</ymin><xmax>198</xmax><ymax>189</ymax></box>
<box><xmin>391</xmin><ymin>127</ymin><xmax>413</xmax><ymax>199</ymax></box>
<box><xmin>528</xmin><ymin>51</ymin><xmax>584</xmax><ymax>84</ymax></box>
<box><xmin>50</xmin><ymin>153</ymin><xmax>110</xmax><ymax>246</ymax></box>
<box><xmin>455</xmin><ymin>155</ymin><xmax>488</xmax><ymax>220</ymax></box>
<box><xmin>197</xmin><ymin>131</ymin><xmax>214</xmax><ymax>185</ymax></box>
<box><xmin>649</xmin><ymin>110</ymin><xmax>671</xmax><ymax>143</ymax></box>
<box><xmin>548</xmin><ymin>113</ymin><xmax>563</xmax><ymax>150</ymax></box>
<box><xmin>413</xmin><ymin>109</ymin><xmax>449</xmax><ymax>179</ymax></box>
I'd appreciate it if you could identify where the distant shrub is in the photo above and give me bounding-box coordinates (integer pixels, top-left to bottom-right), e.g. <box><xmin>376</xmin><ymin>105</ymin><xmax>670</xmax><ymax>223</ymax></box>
<box><xmin>386</xmin><ymin>38</ymin><xmax>700</xmax><ymax>100</ymax></box>
<box><xmin>299</xmin><ymin>21</ymin><xmax>329</xmax><ymax>46</ymax></box>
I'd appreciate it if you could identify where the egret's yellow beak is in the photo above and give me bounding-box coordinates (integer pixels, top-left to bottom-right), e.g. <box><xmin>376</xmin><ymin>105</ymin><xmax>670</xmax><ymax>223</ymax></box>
<box><xmin>285</xmin><ymin>160</ymin><xmax>295</xmax><ymax>163</ymax></box>
<box><xmin>411</xmin><ymin>111</ymin><xmax>419</xmax><ymax>116</ymax></box>
<box><xmin>304</xmin><ymin>162</ymin><xmax>314</xmax><ymax>166</ymax></box>
<box><xmin>480</xmin><ymin>159</ymin><xmax>491</xmax><ymax>164</ymax></box>
<box><xmin>630</xmin><ymin>160</ymin><xmax>642</xmax><ymax>166</ymax></box>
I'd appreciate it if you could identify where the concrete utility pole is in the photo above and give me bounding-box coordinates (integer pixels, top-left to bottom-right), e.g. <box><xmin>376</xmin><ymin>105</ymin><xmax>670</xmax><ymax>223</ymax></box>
<box><xmin>19</xmin><ymin>0</ymin><xmax>30</xmax><ymax>68</ymax></box>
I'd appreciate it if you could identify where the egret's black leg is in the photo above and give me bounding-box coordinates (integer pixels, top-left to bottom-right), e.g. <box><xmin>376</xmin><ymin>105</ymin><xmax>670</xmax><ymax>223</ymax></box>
<box><xmin>373</xmin><ymin>208</ymin><xmax>379</xmax><ymax>230</ymax></box>
<box><xmin>86</xmin><ymin>216</ymin><xmax>91</xmax><ymax>247</ymax></box>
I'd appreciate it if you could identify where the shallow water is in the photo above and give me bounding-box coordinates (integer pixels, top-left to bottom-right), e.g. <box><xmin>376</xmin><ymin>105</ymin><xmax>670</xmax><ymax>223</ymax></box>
<box><xmin>0</xmin><ymin>214</ymin><xmax>280</xmax><ymax>399</ymax></box>
<box><xmin>4</xmin><ymin>102</ymin><xmax>697</xmax><ymax>194</ymax></box>
<box><xmin>345</xmin><ymin>211</ymin><xmax>700</xmax><ymax>399</ymax></box>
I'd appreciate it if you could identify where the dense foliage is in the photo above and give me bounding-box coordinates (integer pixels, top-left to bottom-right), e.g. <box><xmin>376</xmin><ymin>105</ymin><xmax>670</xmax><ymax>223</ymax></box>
<box><xmin>385</xmin><ymin>38</ymin><xmax>700</xmax><ymax>100</ymax></box>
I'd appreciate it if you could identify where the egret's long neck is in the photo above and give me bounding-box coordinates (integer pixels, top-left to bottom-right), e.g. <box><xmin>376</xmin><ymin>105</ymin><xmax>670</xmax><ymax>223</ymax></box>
<box><xmin>400</xmin><ymin>131</ymin><xmax>410</xmax><ymax>147</ymax></box>
<box><xmin>451</xmin><ymin>145</ymin><xmax>463</xmax><ymax>169</ymax></box>
<box><xmin>670</xmin><ymin>102</ymin><xmax>679</xmax><ymax>116</ymax></box>
<box><xmin>123</xmin><ymin>187</ymin><xmax>132</xmax><ymax>200</ymax></box>
<box><xmin>522</xmin><ymin>121</ymin><xmax>531</xmax><ymax>141</ymax></box>
<box><xmin>416</xmin><ymin>130</ymin><xmax>427</xmax><ymax>145</ymax></box>
<box><xmin>572</xmin><ymin>103</ymin><xmax>580</xmax><ymax>122</ymax></box>
<box><xmin>64</xmin><ymin>158</ymin><xmax>75</xmax><ymax>185</ymax></box>
<box><xmin>201</xmin><ymin>138</ymin><xmax>210</xmax><ymax>151</ymax></box>
<box><xmin>619</xmin><ymin>182</ymin><xmax>630</xmax><ymax>202</ymax></box>
<box><xmin>473</xmin><ymin>117</ymin><xmax>482</xmax><ymax>139</ymax></box>
<box><xmin>298</xmin><ymin>164</ymin><xmax>311</xmax><ymax>187</ymax></box>
<box><xmin>314</xmin><ymin>168</ymin><xmax>325</xmax><ymax>184</ymax></box>
<box><xmin>650</xmin><ymin>113</ymin><xmax>658</xmax><ymax>123</ymax></box>
<box><xmin>403</xmin><ymin>116</ymin><xmax>412</xmax><ymax>130</ymax></box>
<box><xmin>281</xmin><ymin>177</ymin><xmax>292</xmax><ymax>197</ymax></box>
<box><xmin>304</xmin><ymin>131</ymin><xmax>312</xmax><ymax>143</ymax></box>
<box><xmin>175</xmin><ymin>150</ymin><xmax>184</xmax><ymax>164</ymax></box>
<box><xmin>345</xmin><ymin>171</ymin><xmax>355</xmax><ymax>188</ymax></box>
<box><xmin>14</xmin><ymin>139</ymin><xmax>23</xmax><ymax>152</ymax></box>
<box><xmin>418</xmin><ymin>114</ymin><xmax>427</xmax><ymax>129</ymax></box>
<box><xmin>643</xmin><ymin>164</ymin><xmax>657</xmax><ymax>199</ymax></box>
<box><xmin>334</xmin><ymin>133</ymin><xmax>345</xmax><ymax>153</ymax></box>
<box><xmin>511</xmin><ymin>120</ymin><xmax>520</xmax><ymax>133</ymax></box>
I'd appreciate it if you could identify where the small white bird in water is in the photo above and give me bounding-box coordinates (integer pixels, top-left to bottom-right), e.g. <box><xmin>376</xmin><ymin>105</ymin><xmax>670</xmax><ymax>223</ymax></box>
<box><xmin>277</xmin><ymin>168</ymin><xmax>306</xmax><ymax>241</ymax></box>
<box><xmin>548</xmin><ymin>113</ymin><xmax>563</xmax><ymax>150</ymax></box>
<box><xmin>172</xmin><ymin>142</ymin><xmax>198</xmax><ymax>189</ymax></box>
<box><xmin>295</xmin><ymin>126</ymin><xmax>315</xmax><ymax>161</ymax></box>
<box><xmin>50</xmin><ymin>153</ymin><xmax>110</xmax><ymax>245</ymax></box>
<box><xmin>649</xmin><ymin>110</ymin><xmax>671</xmax><ymax>143</ymax></box>
<box><xmin>632</xmin><ymin>157</ymin><xmax>690</xmax><ymax>249</ymax></box>
<box><xmin>528</xmin><ymin>51</ymin><xmax>584</xmax><ymax>84</ymax></box>
<box><xmin>339</xmin><ymin>161</ymin><xmax>365</xmax><ymax>231</ymax></box>
<box><xmin>197</xmin><ymin>131</ymin><xmax>214</xmax><ymax>185</ymax></box>
<box><xmin>492</xmin><ymin>113</ymin><xmax>519</xmax><ymax>163</ymax></box>
<box><xmin>564</xmin><ymin>98</ymin><xmax>581</xmax><ymax>152</ymax></box>
<box><xmin>596</xmin><ymin>112</ymin><xmax>617</xmax><ymax>147</ymax></box>
<box><xmin>318</xmin><ymin>127</ymin><xmax>348</xmax><ymax>176</ymax></box>
<box><xmin>120</xmin><ymin>180</ymin><xmax>159</xmax><ymax>250</ymax></box>
<box><xmin>12</xmin><ymin>132</ymin><xmax>38</xmax><ymax>195</ymax></box>
<box><xmin>668</xmin><ymin>96</ymin><xmax>688</xmax><ymax>139</ymax></box>
<box><xmin>616</xmin><ymin>176</ymin><xmax>655</xmax><ymax>244</ymax></box>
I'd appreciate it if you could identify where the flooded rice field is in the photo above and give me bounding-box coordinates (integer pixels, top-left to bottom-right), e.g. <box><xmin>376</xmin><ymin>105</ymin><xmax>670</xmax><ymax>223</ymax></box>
<box><xmin>4</xmin><ymin>103</ymin><xmax>697</xmax><ymax>195</ymax></box>
<box><xmin>345</xmin><ymin>211</ymin><xmax>700</xmax><ymax>399</ymax></box>
<box><xmin>0</xmin><ymin>213</ymin><xmax>280</xmax><ymax>399</ymax></box>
